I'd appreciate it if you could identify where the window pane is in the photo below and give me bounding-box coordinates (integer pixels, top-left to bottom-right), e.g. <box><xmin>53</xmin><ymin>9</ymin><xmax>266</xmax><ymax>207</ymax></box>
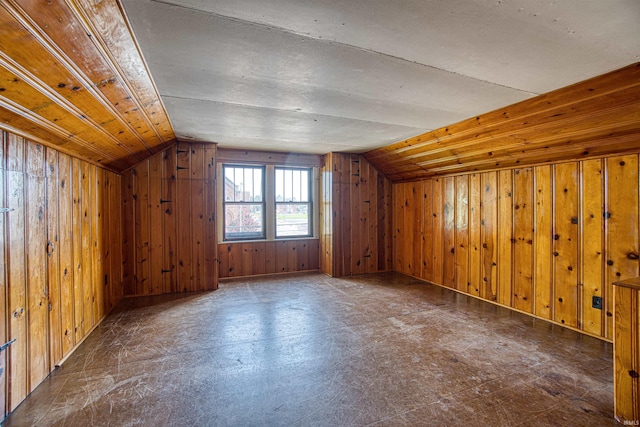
<box><xmin>275</xmin><ymin>167</ymin><xmax>311</xmax><ymax>203</ymax></box>
<box><xmin>276</xmin><ymin>203</ymin><xmax>310</xmax><ymax>237</ymax></box>
<box><xmin>225</xmin><ymin>204</ymin><xmax>264</xmax><ymax>239</ymax></box>
<box><xmin>224</xmin><ymin>166</ymin><xmax>263</xmax><ymax>202</ymax></box>
<box><xmin>300</xmin><ymin>170</ymin><xmax>309</xmax><ymax>202</ymax></box>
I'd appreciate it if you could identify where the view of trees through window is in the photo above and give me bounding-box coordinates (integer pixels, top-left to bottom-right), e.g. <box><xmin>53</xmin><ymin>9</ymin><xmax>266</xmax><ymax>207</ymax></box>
<box><xmin>223</xmin><ymin>165</ymin><xmax>265</xmax><ymax>239</ymax></box>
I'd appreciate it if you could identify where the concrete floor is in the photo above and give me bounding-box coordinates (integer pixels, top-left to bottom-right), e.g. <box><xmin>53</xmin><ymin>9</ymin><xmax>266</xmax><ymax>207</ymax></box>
<box><xmin>5</xmin><ymin>272</ymin><xmax>616</xmax><ymax>426</ymax></box>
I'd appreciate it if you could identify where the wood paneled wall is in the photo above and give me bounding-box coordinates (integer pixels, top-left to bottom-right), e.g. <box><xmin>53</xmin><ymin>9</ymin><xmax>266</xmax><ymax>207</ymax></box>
<box><xmin>613</xmin><ymin>278</ymin><xmax>640</xmax><ymax>423</ymax></box>
<box><xmin>320</xmin><ymin>153</ymin><xmax>392</xmax><ymax>277</ymax></box>
<box><xmin>218</xmin><ymin>239</ymin><xmax>320</xmax><ymax>278</ymax></box>
<box><xmin>0</xmin><ymin>131</ymin><xmax>122</xmax><ymax>412</ymax></box>
<box><xmin>393</xmin><ymin>154</ymin><xmax>640</xmax><ymax>340</ymax></box>
<box><xmin>121</xmin><ymin>142</ymin><xmax>217</xmax><ymax>295</ymax></box>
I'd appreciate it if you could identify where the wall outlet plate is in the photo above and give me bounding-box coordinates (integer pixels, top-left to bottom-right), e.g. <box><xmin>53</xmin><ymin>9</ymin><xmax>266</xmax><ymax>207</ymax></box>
<box><xmin>592</xmin><ymin>296</ymin><xmax>603</xmax><ymax>310</ymax></box>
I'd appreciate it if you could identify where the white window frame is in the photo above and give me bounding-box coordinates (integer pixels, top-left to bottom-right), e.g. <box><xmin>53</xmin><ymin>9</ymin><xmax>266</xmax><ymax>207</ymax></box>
<box><xmin>221</xmin><ymin>164</ymin><xmax>266</xmax><ymax>241</ymax></box>
<box><xmin>218</xmin><ymin>163</ymin><xmax>319</xmax><ymax>242</ymax></box>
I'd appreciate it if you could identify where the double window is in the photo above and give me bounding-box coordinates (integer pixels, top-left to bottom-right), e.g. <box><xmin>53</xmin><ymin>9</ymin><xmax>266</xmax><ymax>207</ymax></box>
<box><xmin>223</xmin><ymin>164</ymin><xmax>314</xmax><ymax>241</ymax></box>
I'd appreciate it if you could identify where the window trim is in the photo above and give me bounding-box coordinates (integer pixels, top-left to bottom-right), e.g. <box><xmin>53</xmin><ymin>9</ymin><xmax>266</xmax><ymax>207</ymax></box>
<box><xmin>218</xmin><ymin>162</ymin><xmax>319</xmax><ymax>243</ymax></box>
<box><xmin>222</xmin><ymin>164</ymin><xmax>266</xmax><ymax>241</ymax></box>
<box><xmin>274</xmin><ymin>166</ymin><xmax>313</xmax><ymax>239</ymax></box>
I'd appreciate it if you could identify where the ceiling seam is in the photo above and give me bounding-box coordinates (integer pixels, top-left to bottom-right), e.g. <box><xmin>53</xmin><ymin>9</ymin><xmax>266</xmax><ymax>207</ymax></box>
<box><xmin>147</xmin><ymin>0</ymin><xmax>540</xmax><ymax>97</ymax></box>
<box><xmin>163</xmin><ymin>95</ymin><xmax>432</xmax><ymax>132</ymax></box>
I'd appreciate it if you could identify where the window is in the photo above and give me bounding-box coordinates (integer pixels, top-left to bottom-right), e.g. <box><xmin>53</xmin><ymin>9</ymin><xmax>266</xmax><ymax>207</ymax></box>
<box><xmin>275</xmin><ymin>167</ymin><xmax>312</xmax><ymax>238</ymax></box>
<box><xmin>223</xmin><ymin>165</ymin><xmax>265</xmax><ymax>240</ymax></box>
<box><xmin>220</xmin><ymin>163</ymin><xmax>317</xmax><ymax>242</ymax></box>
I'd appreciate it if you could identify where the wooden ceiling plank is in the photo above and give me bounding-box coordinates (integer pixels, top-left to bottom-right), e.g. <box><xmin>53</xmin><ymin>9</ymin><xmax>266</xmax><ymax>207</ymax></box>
<box><xmin>373</xmin><ymin>87</ymin><xmax>640</xmax><ymax>167</ymax></box>
<box><xmin>0</xmin><ymin>54</ymin><xmax>148</xmax><ymax>161</ymax></box>
<box><xmin>0</xmin><ymin>63</ymin><xmax>140</xmax><ymax>161</ymax></box>
<box><xmin>366</xmin><ymin>63</ymin><xmax>640</xmax><ymax>161</ymax></box>
<box><xmin>414</xmin><ymin>108</ymin><xmax>640</xmax><ymax>168</ymax></box>
<box><xmin>69</xmin><ymin>0</ymin><xmax>174</xmax><ymax>146</ymax></box>
<box><xmin>0</xmin><ymin>93</ymin><xmax>120</xmax><ymax>164</ymax></box>
<box><xmin>365</xmin><ymin>63</ymin><xmax>640</xmax><ymax>181</ymax></box>
<box><xmin>427</xmin><ymin>136</ymin><xmax>640</xmax><ymax>177</ymax></box>
<box><xmin>5</xmin><ymin>0</ymin><xmax>170</xmax><ymax>158</ymax></box>
<box><xmin>0</xmin><ymin>106</ymin><xmax>125</xmax><ymax>171</ymax></box>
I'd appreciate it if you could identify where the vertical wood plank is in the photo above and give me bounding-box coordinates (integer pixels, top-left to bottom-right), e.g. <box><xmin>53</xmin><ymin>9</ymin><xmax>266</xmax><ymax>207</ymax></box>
<box><xmin>162</xmin><ymin>175</ymin><xmax>177</xmax><ymax>293</ymax></box>
<box><xmin>148</xmin><ymin>153</ymin><xmax>164</xmax><ymax>295</ymax></box>
<box><xmin>121</xmin><ymin>170</ymin><xmax>134</xmax><ymax>295</ymax></box>
<box><xmin>275</xmin><ymin>240</ymin><xmax>288</xmax><ymax>273</ymax></box>
<box><xmin>80</xmin><ymin>163</ymin><xmax>94</xmax><ymax>331</ymax></box>
<box><xmin>443</xmin><ymin>177</ymin><xmax>456</xmax><ymax>288</ymax></box>
<box><xmin>101</xmin><ymin>170</ymin><xmax>112</xmax><ymax>312</ymax></box>
<box><xmin>57</xmin><ymin>153</ymin><xmax>74</xmax><ymax>356</ymax></box>
<box><xmin>350</xmin><ymin>157</ymin><xmax>362</xmax><ymax>274</ymax></box>
<box><xmin>111</xmin><ymin>173</ymin><xmax>123</xmax><ymax>306</ymax></box>
<box><xmin>45</xmin><ymin>148</ymin><xmax>62</xmax><ymax>368</ymax></box>
<box><xmin>6</xmin><ymin>133</ymin><xmax>27</xmax><ymax>410</ymax></box>
<box><xmin>264</xmin><ymin>241</ymin><xmax>276</xmax><ymax>274</ymax></box>
<box><xmin>92</xmin><ymin>167</ymin><xmax>103</xmax><ymax>324</ymax></box>
<box><xmin>534</xmin><ymin>165</ymin><xmax>553</xmax><ymax>319</ymax></box>
<box><xmin>133</xmin><ymin>162</ymin><xmax>150</xmax><ymax>295</ymax></box>
<box><xmin>422</xmin><ymin>179</ymin><xmax>434</xmax><ymax>282</ymax></box>
<box><xmin>176</xmin><ymin>173</ymin><xmax>192</xmax><ymax>291</ymax></box>
<box><xmin>309</xmin><ymin>239</ymin><xmax>320</xmax><ymax>270</ymax></box>
<box><xmin>613</xmin><ymin>285</ymin><xmax>640</xmax><ymax>423</ymax></box>
<box><xmin>411</xmin><ymin>181</ymin><xmax>423</xmax><ymax>278</ymax></box>
<box><xmin>287</xmin><ymin>241</ymin><xmax>298</xmax><ymax>272</ymax></box>
<box><xmin>468</xmin><ymin>173</ymin><xmax>481</xmax><ymax>297</ymax></box>
<box><xmin>393</xmin><ymin>183</ymin><xmax>405</xmax><ymax>274</ymax></box>
<box><xmin>497</xmin><ymin>170</ymin><xmax>513</xmax><ymax>307</ymax></box>
<box><xmin>242</xmin><ymin>243</ymin><xmax>254</xmax><ymax>276</ymax></box>
<box><xmin>26</xmin><ymin>161</ymin><xmax>48</xmax><ymax>392</ymax></box>
<box><xmin>228</xmin><ymin>243</ymin><xmax>243</xmax><ymax>277</ymax></box>
<box><xmin>6</xmin><ymin>167</ymin><xmax>27</xmax><ymax>411</ymax></box>
<box><xmin>582</xmin><ymin>159</ymin><xmax>604</xmax><ymax>336</ymax></box>
<box><xmin>162</xmin><ymin>145</ymin><xmax>177</xmax><ymax>292</ymax></box>
<box><xmin>367</xmin><ymin>162</ymin><xmax>377</xmax><ymax>273</ymax></box>
<box><xmin>513</xmin><ymin>168</ymin><xmax>533</xmax><ymax>314</ymax></box>
<box><xmin>606</xmin><ymin>155</ymin><xmax>640</xmax><ymax>339</ymax></box>
<box><xmin>253</xmin><ymin>242</ymin><xmax>267</xmax><ymax>275</ymax></box>
<box><xmin>402</xmin><ymin>182</ymin><xmax>414</xmax><ymax>276</ymax></box>
<box><xmin>218</xmin><ymin>244</ymin><xmax>230</xmax><ymax>278</ymax></box>
<box><xmin>204</xmin><ymin>146</ymin><xmax>217</xmax><ymax>290</ymax></box>
<box><xmin>358</xmin><ymin>159</ymin><xmax>371</xmax><ymax>273</ymax></box>
<box><xmin>455</xmin><ymin>175</ymin><xmax>469</xmax><ymax>293</ymax></box>
<box><xmin>431</xmin><ymin>178</ymin><xmax>444</xmax><ymax>286</ymax></box>
<box><xmin>481</xmin><ymin>172</ymin><xmax>497</xmax><ymax>301</ymax></box>
<box><xmin>71</xmin><ymin>157</ymin><xmax>84</xmax><ymax>343</ymax></box>
<box><xmin>554</xmin><ymin>162</ymin><xmax>580</xmax><ymax>328</ymax></box>
<box><xmin>191</xmin><ymin>173</ymin><xmax>205</xmax><ymax>291</ymax></box>
<box><xmin>383</xmin><ymin>176</ymin><xmax>393</xmax><ymax>272</ymax></box>
<box><xmin>5</xmin><ymin>133</ymin><xmax>24</xmax><ymax>173</ymax></box>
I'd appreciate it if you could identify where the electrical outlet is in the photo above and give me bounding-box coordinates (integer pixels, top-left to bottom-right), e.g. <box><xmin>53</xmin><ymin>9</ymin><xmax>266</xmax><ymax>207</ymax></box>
<box><xmin>592</xmin><ymin>296</ymin><xmax>602</xmax><ymax>310</ymax></box>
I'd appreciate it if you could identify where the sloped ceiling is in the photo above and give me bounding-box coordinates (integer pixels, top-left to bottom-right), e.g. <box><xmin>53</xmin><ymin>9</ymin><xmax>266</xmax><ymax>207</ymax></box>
<box><xmin>122</xmin><ymin>0</ymin><xmax>640</xmax><ymax>156</ymax></box>
<box><xmin>365</xmin><ymin>63</ymin><xmax>640</xmax><ymax>181</ymax></box>
<box><xmin>0</xmin><ymin>0</ymin><xmax>174</xmax><ymax>171</ymax></box>
<box><xmin>0</xmin><ymin>1</ymin><xmax>639</xmax><ymax>173</ymax></box>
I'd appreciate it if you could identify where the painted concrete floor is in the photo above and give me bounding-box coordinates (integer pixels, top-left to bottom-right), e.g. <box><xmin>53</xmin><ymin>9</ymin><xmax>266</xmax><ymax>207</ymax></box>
<box><xmin>5</xmin><ymin>272</ymin><xmax>616</xmax><ymax>426</ymax></box>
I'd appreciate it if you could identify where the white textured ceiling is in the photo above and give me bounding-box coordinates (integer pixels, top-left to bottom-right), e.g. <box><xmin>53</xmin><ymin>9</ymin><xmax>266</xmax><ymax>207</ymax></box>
<box><xmin>122</xmin><ymin>0</ymin><xmax>640</xmax><ymax>154</ymax></box>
